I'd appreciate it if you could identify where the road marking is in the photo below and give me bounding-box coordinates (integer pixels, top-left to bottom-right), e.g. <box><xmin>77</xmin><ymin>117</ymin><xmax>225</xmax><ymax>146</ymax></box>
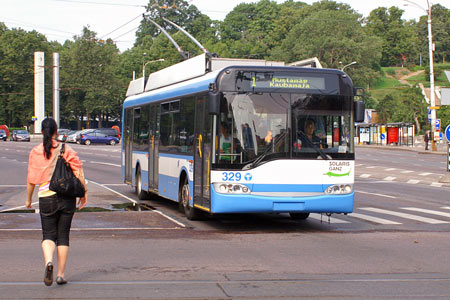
<box><xmin>442</xmin><ymin>207</ymin><xmax>450</xmax><ymax>210</ymax></box>
<box><xmin>0</xmin><ymin>227</ymin><xmax>183</xmax><ymax>232</ymax></box>
<box><xmin>401</xmin><ymin>170</ymin><xmax>414</xmax><ymax>174</ymax></box>
<box><xmin>430</xmin><ymin>182</ymin><xmax>443</xmax><ymax>187</ymax></box>
<box><xmin>407</xmin><ymin>179</ymin><xmax>420</xmax><ymax>184</ymax></box>
<box><xmin>309</xmin><ymin>214</ymin><xmax>350</xmax><ymax>224</ymax></box>
<box><xmin>383</xmin><ymin>176</ymin><xmax>396</xmax><ymax>181</ymax></box>
<box><xmin>90</xmin><ymin>161</ymin><xmax>121</xmax><ymax>167</ymax></box>
<box><xmin>360</xmin><ymin>207</ymin><xmax>449</xmax><ymax>224</ymax></box>
<box><xmin>385</xmin><ymin>168</ymin><xmax>397</xmax><ymax>171</ymax></box>
<box><xmin>360</xmin><ymin>174</ymin><xmax>371</xmax><ymax>178</ymax></box>
<box><xmin>103</xmin><ymin>183</ymin><xmax>127</xmax><ymax>186</ymax></box>
<box><xmin>0</xmin><ymin>185</ymin><xmax>27</xmax><ymax>187</ymax></box>
<box><xmin>356</xmin><ymin>190</ymin><xmax>396</xmax><ymax>199</ymax></box>
<box><xmin>402</xmin><ymin>207</ymin><xmax>450</xmax><ymax>219</ymax></box>
<box><xmin>0</xmin><ymin>202</ymin><xmax>38</xmax><ymax>213</ymax></box>
<box><xmin>366</xmin><ymin>166</ymin><xmax>376</xmax><ymax>169</ymax></box>
<box><xmin>349</xmin><ymin>213</ymin><xmax>401</xmax><ymax>225</ymax></box>
<box><xmin>88</xmin><ymin>180</ymin><xmax>186</xmax><ymax>228</ymax></box>
<box><xmin>419</xmin><ymin>172</ymin><xmax>432</xmax><ymax>176</ymax></box>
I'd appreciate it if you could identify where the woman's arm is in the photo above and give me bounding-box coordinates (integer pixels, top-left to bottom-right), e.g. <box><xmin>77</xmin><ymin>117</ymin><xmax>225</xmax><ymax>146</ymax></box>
<box><xmin>25</xmin><ymin>183</ymin><xmax>35</xmax><ymax>208</ymax></box>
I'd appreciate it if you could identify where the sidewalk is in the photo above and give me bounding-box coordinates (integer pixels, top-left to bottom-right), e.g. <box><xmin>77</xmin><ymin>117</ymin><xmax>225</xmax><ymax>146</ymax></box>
<box><xmin>356</xmin><ymin>141</ymin><xmax>448</xmax><ymax>156</ymax></box>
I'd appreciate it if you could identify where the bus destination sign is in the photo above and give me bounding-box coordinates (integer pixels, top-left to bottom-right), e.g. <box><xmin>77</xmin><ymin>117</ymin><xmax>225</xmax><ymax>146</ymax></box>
<box><xmin>252</xmin><ymin>75</ymin><xmax>326</xmax><ymax>90</ymax></box>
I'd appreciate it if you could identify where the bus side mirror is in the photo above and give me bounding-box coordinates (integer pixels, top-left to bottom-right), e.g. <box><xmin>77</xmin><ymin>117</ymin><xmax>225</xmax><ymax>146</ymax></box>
<box><xmin>208</xmin><ymin>92</ymin><xmax>220</xmax><ymax>115</ymax></box>
<box><xmin>354</xmin><ymin>101</ymin><xmax>365</xmax><ymax>123</ymax></box>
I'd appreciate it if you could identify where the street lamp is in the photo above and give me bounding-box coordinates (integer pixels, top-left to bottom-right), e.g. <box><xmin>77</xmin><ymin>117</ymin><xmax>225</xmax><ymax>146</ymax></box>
<box><xmin>339</xmin><ymin>61</ymin><xmax>357</xmax><ymax>71</ymax></box>
<box><xmin>404</xmin><ymin>0</ymin><xmax>437</xmax><ymax>151</ymax></box>
<box><xmin>142</xmin><ymin>58</ymin><xmax>165</xmax><ymax>90</ymax></box>
<box><xmin>143</xmin><ymin>58</ymin><xmax>165</xmax><ymax>81</ymax></box>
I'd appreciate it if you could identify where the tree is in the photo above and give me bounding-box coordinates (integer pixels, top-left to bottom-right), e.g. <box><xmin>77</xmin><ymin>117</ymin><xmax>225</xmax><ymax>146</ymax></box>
<box><xmin>365</xmin><ymin>7</ymin><xmax>419</xmax><ymax>66</ymax></box>
<box><xmin>135</xmin><ymin>0</ymin><xmax>217</xmax><ymax>57</ymax></box>
<box><xmin>415</xmin><ymin>4</ymin><xmax>450</xmax><ymax>65</ymax></box>
<box><xmin>270</xmin><ymin>2</ymin><xmax>382</xmax><ymax>87</ymax></box>
<box><xmin>0</xmin><ymin>24</ymin><xmax>50</xmax><ymax>127</ymax></box>
<box><xmin>60</xmin><ymin>27</ymin><xmax>122</xmax><ymax>129</ymax></box>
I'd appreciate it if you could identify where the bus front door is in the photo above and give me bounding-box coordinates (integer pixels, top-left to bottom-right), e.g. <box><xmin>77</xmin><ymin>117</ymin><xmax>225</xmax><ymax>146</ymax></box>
<box><xmin>194</xmin><ymin>96</ymin><xmax>211</xmax><ymax>210</ymax></box>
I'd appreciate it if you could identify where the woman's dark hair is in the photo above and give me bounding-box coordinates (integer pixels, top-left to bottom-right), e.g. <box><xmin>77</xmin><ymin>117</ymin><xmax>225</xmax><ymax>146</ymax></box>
<box><xmin>42</xmin><ymin>118</ymin><xmax>58</xmax><ymax>159</ymax></box>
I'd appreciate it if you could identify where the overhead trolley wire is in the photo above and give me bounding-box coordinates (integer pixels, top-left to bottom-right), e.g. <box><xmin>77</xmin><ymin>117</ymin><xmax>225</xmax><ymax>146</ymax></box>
<box><xmin>100</xmin><ymin>14</ymin><xmax>142</xmax><ymax>39</ymax></box>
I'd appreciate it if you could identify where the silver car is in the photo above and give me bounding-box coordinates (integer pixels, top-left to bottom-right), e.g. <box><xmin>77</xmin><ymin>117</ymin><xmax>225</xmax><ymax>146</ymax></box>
<box><xmin>0</xmin><ymin>130</ymin><xmax>7</xmax><ymax>141</ymax></box>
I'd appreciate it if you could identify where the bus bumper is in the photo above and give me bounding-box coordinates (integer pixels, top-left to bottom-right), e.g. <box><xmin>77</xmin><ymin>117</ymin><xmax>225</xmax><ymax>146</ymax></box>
<box><xmin>210</xmin><ymin>190</ymin><xmax>354</xmax><ymax>214</ymax></box>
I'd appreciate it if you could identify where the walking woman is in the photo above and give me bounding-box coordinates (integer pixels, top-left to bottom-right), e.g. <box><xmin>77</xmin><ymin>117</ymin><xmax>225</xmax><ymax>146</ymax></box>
<box><xmin>25</xmin><ymin>118</ymin><xmax>87</xmax><ymax>286</ymax></box>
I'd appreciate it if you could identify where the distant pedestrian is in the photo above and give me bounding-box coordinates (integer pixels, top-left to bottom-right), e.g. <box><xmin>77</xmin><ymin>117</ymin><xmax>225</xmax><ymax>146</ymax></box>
<box><xmin>25</xmin><ymin>118</ymin><xmax>87</xmax><ymax>286</ymax></box>
<box><xmin>424</xmin><ymin>131</ymin><xmax>429</xmax><ymax>150</ymax></box>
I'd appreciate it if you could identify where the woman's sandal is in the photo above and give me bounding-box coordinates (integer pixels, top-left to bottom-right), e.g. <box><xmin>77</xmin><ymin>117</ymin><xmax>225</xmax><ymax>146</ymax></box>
<box><xmin>56</xmin><ymin>276</ymin><xmax>67</xmax><ymax>285</ymax></box>
<box><xmin>44</xmin><ymin>262</ymin><xmax>53</xmax><ymax>286</ymax></box>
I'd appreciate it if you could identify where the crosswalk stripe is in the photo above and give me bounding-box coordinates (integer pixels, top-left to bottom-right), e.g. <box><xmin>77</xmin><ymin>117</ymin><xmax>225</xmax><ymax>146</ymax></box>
<box><xmin>407</xmin><ymin>179</ymin><xmax>420</xmax><ymax>184</ymax></box>
<box><xmin>430</xmin><ymin>182</ymin><xmax>443</xmax><ymax>187</ymax></box>
<box><xmin>401</xmin><ymin>207</ymin><xmax>450</xmax><ymax>219</ymax></box>
<box><xmin>356</xmin><ymin>190</ymin><xmax>396</xmax><ymax>199</ymax></box>
<box><xmin>383</xmin><ymin>176</ymin><xmax>396</xmax><ymax>181</ymax></box>
<box><xmin>349</xmin><ymin>213</ymin><xmax>401</xmax><ymax>225</ymax></box>
<box><xmin>385</xmin><ymin>168</ymin><xmax>397</xmax><ymax>171</ymax></box>
<box><xmin>366</xmin><ymin>166</ymin><xmax>376</xmax><ymax>169</ymax></box>
<box><xmin>360</xmin><ymin>207</ymin><xmax>449</xmax><ymax>224</ymax></box>
<box><xmin>360</xmin><ymin>174</ymin><xmax>371</xmax><ymax>178</ymax></box>
<box><xmin>442</xmin><ymin>207</ymin><xmax>450</xmax><ymax>210</ymax></box>
<box><xmin>419</xmin><ymin>172</ymin><xmax>433</xmax><ymax>176</ymax></box>
<box><xmin>309</xmin><ymin>214</ymin><xmax>350</xmax><ymax>224</ymax></box>
<box><xmin>401</xmin><ymin>170</ymin><xmax>414</xmax><ymax>173</ymax></box>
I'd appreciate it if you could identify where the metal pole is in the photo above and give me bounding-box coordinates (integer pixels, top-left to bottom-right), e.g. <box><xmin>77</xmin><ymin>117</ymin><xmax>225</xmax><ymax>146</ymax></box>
<box><xmin>34</xmin><ymin>52</ymin><xmax>45</xmax><ymax>134</ymax></box>
<box><xmin>427</xmin><ymin>1</ymin><xmax>437</xmax><ymax>151</ymax></box>
<box><xmin>53</xmin><ymin>53</ymin><xmax>60</xmax><ymax>127</ymax></box>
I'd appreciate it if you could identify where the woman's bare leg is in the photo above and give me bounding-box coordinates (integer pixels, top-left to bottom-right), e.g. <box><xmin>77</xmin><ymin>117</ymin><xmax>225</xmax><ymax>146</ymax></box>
<box><xmin>57</xmin><ymin>246</ymin><xmax>69</xmax><ymax>277</ymax></box>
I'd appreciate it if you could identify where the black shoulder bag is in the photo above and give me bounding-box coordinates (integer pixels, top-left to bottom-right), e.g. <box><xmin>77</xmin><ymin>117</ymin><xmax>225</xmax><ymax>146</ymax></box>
<box><xmin>49</xmin><ymin>144</ymin><xmax>85</xmax><ymax>197</ymax></box>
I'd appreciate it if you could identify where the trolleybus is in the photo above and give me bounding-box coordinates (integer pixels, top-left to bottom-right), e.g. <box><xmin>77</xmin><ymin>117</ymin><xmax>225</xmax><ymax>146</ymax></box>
<box><xmin>122</xmin><ymin>54</ymin><xmax>365</xmax><ymax>220</ymax></box>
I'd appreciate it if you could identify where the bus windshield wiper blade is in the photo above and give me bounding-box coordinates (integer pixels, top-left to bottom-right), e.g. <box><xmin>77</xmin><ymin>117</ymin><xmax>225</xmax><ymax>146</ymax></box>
<box><xmin>244</xmin><ymin>131</ymin><xmax>287</xmax><ymax>169</ymax></box>
<box><xmin>297</xmin><ymin>131</ymin><xmax>329</xmax><ymax>160</ymax></box>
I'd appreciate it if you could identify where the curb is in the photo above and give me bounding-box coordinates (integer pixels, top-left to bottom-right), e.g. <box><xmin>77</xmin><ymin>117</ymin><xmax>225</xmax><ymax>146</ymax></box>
<box><xmin>356</xmin><ymin>144</ymin><xmax>447</xmax><ymax>156</ymax></box>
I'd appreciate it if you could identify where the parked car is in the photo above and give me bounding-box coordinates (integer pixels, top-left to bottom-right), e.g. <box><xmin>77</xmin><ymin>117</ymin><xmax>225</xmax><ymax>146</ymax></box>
<box><xmin>66</xmin><ymin>130</ymin><xmax>82</xmax><ymax>143</ymax></box>
<box><xmin>11</xmin><ymin>130</ymin><xmax>30</xmax><ymax>142</ymax></box>
<box><xmin>56</xmin><ymin>129</ymin><xmax>72</xmax><ymax>142</ymax></box>
<box><xmin>0</xmin><ymin>130</ymin><xmax>7</xmax><ymax>141</ymax></box>
<box><xmin>79</xmin><ymin>130</ymin><xmax>120</xmax><ymax>145</ymax></box>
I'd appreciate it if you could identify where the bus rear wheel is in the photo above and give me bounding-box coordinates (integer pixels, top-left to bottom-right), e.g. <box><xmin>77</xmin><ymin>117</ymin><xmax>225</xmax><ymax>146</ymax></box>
<box><xmin>289</xmin><ymin>212</ymin><xmax>310</xmax><ymax>220</ymax></box>
<box><xmin>180</xmin><ymin>178</ymin><xmax>201</xmax><ymax>220</ymax></box>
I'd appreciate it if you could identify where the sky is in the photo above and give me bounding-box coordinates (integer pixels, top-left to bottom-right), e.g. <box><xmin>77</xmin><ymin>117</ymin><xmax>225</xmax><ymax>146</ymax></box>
<box><xmin>1</xmin><ymin>0</ymin><xmax>448</xmax><ymax>52</ymax></box>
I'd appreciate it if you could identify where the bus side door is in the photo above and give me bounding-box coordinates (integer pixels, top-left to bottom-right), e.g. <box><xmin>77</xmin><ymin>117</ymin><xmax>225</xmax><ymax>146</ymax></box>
<box><xmin>194</xmin><ymin>95</ymin><xmax>212</xmax><ymax>210</ymax></box>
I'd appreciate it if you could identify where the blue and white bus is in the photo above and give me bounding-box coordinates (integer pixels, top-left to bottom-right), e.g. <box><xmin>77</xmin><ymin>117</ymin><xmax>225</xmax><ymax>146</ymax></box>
<box><xmin>122</xmin><ymin>54</ymin><xmax>365</xmax><ymax>220</ymax></box>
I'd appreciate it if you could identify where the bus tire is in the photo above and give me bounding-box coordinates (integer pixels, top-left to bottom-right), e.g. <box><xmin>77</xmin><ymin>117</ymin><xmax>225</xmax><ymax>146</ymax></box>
<box><xmin>179</xmin><ymin>177</ymin><xmax>201</xmax><ymax>220</ymax></box>
<box><xmin>289</xmin><ymin>212</ymin><xmax>310</xmax><ymax>220</ymax></box>
<box><xmin>135</xmin><ymin>166</ymin><xmax>148</xmax><ymax>200</ymax></box>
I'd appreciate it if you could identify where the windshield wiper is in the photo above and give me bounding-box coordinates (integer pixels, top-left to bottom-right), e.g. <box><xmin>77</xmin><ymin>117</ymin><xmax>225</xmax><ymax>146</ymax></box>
<box><xmin>297</xmin><ymin>131</ymin><xmax>329</xmax><ymax>160</ymax></box>
<box><xmin>244</xmin><ymin>131</ymin><xmax>287</xmax><ymax>170</ymax></box>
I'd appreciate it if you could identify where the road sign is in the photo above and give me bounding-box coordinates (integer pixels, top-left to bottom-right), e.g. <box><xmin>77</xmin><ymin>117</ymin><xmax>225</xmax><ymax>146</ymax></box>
<box><xmin>444</xmin><ymin>124</ymin><xmax>450</xmax><ymax>143</ymax></box>
<box><xmin>428</xmin><ymin>108</ymin><xmax>431</xmax><ymax>123</ymax></box>
<box><xmin>380</xmin><ymin>133</ymin><xmax>385</xmax><ymax>140</ymax></box>
<box><xmin>436</xmin><ymin>119</ymin><xmax>441</xmax><ymax>131</ymax></box>
<box><xmin>31</xmin><ymin>116</ymin><xmax>37</xmax><ymax>121</ymax></box>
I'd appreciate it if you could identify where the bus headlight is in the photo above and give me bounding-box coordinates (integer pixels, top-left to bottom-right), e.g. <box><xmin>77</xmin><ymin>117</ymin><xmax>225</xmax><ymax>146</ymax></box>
<box><xmin>325</xmin><ymin>184</ymin><xmax>353</xmax><ymax>194</ymax></box>
<box><xmin>213</xmin><ymin>183</ymin><xmax>251</xmax><ymax>194</ymax></box>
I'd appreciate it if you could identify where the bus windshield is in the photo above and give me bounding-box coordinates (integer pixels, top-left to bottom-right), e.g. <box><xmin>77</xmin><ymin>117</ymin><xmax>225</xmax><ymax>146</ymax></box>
<box><xmin>216</xmin><ymin>92</ymin><xmax>353</xmax><ymax>168</ymax></box>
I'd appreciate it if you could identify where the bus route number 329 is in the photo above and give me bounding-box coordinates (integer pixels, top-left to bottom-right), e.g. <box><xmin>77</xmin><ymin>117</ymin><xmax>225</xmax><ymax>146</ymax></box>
<box><xmin>221</xmin><ymin>172</ymin><xmax>253</xmax><ymax>182</ymax></box>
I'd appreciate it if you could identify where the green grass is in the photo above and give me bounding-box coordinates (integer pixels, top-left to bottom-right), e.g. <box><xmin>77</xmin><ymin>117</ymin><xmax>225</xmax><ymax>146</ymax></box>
<box><xmin>371</xmin><ymin>75</ymin><xmax>408</xmax><ymax>89</ymax></box>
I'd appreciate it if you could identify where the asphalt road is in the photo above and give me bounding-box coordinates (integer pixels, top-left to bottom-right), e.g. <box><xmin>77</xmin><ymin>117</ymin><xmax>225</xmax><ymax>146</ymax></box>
<box><xmin>0</xmin><ymin>140</ymin><xmax>450</xmax><ymax>299</ymax></box>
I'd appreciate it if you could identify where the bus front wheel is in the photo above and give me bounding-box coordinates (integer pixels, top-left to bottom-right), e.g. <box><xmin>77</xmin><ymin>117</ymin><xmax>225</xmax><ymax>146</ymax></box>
<box><xmin>289</xmin><ymin>212</ymin><xmax>310</xmax><ymax>220</ymax></box>
<box><xmin>135</xmin><ymin>167</ymin><xmax>148</xmax><ymax>200</ymax></box>
<box><xmin>180</xmin><ymin>178</ymin><xmax>201</xmax><ymax>220</ymax></box>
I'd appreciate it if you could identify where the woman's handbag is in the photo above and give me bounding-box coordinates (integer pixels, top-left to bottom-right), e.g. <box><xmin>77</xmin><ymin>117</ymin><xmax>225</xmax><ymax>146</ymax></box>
<box><xmin>49</xmin><ymin>144</ymin><xmax>85</xmax><ymax>197</ymax></box>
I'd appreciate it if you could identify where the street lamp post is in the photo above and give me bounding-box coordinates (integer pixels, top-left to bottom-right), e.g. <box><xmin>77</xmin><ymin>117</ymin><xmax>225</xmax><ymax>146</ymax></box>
<box><xmin>340</xmin><ymin>61</ymin><xmax>357</xmax><ymax>71</ymax></box>
<box><xmin>142</xmin><ymin>58</ymin><xmax>165</xmax><ymax>90</ymax></box>
<box><xmin>404</xmin><ymin>0</ymin><xmax>437</xmax><ymax>151</ymax></box>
